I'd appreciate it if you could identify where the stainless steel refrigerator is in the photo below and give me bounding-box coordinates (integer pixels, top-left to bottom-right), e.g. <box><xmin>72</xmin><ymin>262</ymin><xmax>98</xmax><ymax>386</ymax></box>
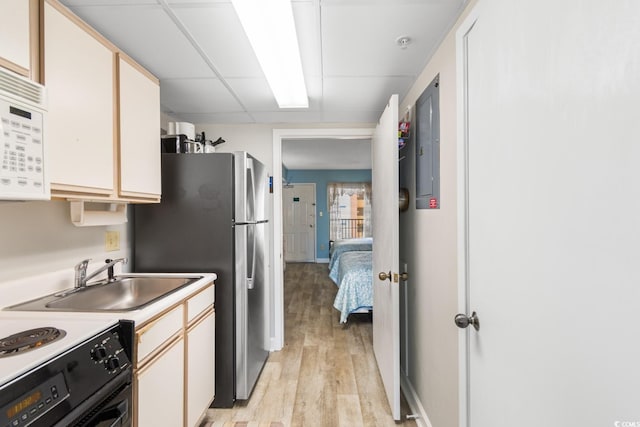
<box><xmin>133</xmin><ymin>151</ymin><xmax>269</xmax><ymax>407</ymax></box>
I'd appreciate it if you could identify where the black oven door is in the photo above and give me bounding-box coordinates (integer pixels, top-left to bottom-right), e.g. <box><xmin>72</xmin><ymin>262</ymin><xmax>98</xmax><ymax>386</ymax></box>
<box><xmin>89</xmin><ymin>387</ymin><xmax>132</xmax><ymax>427</ymax></box>
<box><xmin>53</xmin><ymin>369</ymin><xmax>132</xmax><ymax>427</ymax></box>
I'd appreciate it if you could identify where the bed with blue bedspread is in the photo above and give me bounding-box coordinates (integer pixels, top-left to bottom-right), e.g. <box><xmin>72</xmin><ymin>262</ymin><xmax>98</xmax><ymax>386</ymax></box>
<box><xmin>328</xmin><ymin>237</ymin><xmax>373</xmax><ymax>271</ymax></box>
<box><xmin>330</xmin><ymin>250</ymin><xmax>373</xmax><ymax>323</ymax></box>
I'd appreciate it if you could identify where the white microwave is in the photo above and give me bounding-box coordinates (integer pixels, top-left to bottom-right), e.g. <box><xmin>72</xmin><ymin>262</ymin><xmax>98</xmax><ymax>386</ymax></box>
<box><xmin>0</xmin><ymin>67</ymin><xmax>48</xmax><ymax>201</ymax></box>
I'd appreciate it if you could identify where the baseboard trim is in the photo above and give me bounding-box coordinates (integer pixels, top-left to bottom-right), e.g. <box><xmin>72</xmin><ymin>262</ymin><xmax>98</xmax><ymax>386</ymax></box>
<box><xmin>316</xmin><ymin>258</ymin><xmax>329</xmax><ymax>263</ymax></box>
<box><xmin>270</xmin><ymin>336</ymin><xmax>282</xmax><ymax>352</ymax></box>
<box><xmin>401</xmin><ymin>374</ymin><xmax>433</xmax><ymax>427</ymax></box>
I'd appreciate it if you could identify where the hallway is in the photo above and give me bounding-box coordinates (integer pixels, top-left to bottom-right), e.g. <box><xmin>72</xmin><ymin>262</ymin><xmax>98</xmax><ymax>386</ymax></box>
<box><xmin>204</xmin><ymin>262</ymin><xmax>416</xmax><ymax>426</ymax></box>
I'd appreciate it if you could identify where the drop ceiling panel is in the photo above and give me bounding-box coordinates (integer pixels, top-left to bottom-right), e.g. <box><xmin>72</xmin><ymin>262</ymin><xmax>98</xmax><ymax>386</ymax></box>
<box><xmin>61</xmin><ymin>0</ymin><xmax>158</xmax><ymax>5</ymax></box>
<box><xmin>224</xmin><ymin>76</ymin><xmax>322</xmax><ymax>112</ymax></box>
<box><xmin>321</xmin><ymin>0</ymin><xmax>457</xmax><ymax>5</ymax></box>
<box><xmin>293</xmin><ymin>2</ymin><xmax>322</xmax><ymax>80</ymax></box>
<box><xmin>303</xmin><ymin>76</ymin><xmax>323</xmax><ymax>108</ymax></box>
<box><xmin>322</xmin><ymin>76</ymin><xmax>413</xmax><ymax>111</ymax></box>
<box><xmin>167</xmin><ymin>0</ymin><xmax>229</xmax><ymax>4</ymax></box>
<box><xmin>251</xmin><ymin>110</ymin><xmax>324</xmax><ymax>124</ymax></box>
<box><xmin>321</xmin><ymin>109</ymin><xmax>381</xmax><ymax>123</ymax></box>
<box><xmin>58</xmin><ymin>0</ymin><xmax>466</xmax><ymax>125</ymax></box>
<box><xmin>66</xmin><ymin>4</ymin><xmax>213</xmax><ymax>79</ymax></box>
<box><xmin>321</xmin><ymin>2</ymin><xmax>462</xmax><ymax>76</ymax></box>
<box><xmin>171</xmin><ymin>3</ymin><xmax>263</xmax><ymax>78</ymax></box>
<box><xmin>160</xmin><ymin>78</ymin><xmax>242</xmax><ymax>113</ymax></box>
<box><xmin>224</xmin><ymin>78</ymin><xmax>279</xmax><ymax>111</ymax></box>
<box><xmin>176</xmin><ymin>112</ymin><xmax>254</xmax><ymax>124</ymax></box>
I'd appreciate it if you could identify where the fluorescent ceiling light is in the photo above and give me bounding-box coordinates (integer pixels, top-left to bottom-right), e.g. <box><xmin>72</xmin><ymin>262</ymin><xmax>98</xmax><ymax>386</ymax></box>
<box><xmin>231</xmin><ymin>0</ymin><xmax>308</xmax><ymax>109</ymax></box>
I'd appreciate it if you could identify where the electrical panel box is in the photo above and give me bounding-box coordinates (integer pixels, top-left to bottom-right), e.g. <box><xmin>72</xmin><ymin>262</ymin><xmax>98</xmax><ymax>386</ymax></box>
<box><xmin>415</xmin><ymin>74</ymin><xmax>440</xmax><ymax>209</ymax></box>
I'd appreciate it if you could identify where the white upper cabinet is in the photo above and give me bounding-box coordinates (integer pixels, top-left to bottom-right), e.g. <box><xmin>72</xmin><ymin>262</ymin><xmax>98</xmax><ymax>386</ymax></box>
<box><xmin>43</xmin><ymin>0</ymin><xmax>161</xmax><ymax>203</ymax></box>
<box><xmin>118</xmin><ymin>55</ymin><xmax>161</xmax><ymax>198</ymax></box>
<box><xmin>44</xmin><ymin>1</ymin><xmax>115</xmax><ymax>194</ymax></box>
<box><xmin>0</xmin><ymin>0</ymin><xmax>37</xmax><ymax>79</ymax></box>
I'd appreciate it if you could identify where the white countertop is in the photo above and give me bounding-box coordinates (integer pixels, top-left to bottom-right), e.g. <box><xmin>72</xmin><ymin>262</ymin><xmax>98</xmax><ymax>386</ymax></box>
<box><xmin>0</xmin><ymin>272</ymin><xmax>216</xmax><ymax>387</ymax></box>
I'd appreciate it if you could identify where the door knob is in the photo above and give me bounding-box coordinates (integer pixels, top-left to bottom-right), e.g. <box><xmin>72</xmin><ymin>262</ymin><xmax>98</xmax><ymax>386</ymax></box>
<box><xmin>454</xmin><ymin>311</ymin><xmax>480</xmax><ymax>331</ymax></box>
<box><xmin>399</xmin><ymin>272</ymin><xmax>408</xmax><ymax>281</ymax></box>
<box><xmin>378</xmin><ymin>271</ymin><xmax>391</xmax><ymax>281</ymax></box>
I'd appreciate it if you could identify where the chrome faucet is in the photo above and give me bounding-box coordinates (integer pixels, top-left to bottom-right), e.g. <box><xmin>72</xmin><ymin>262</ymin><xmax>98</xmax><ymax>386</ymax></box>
<box><xmin>74</xmin><ymin>258</ymin><xmax>128</xmax><ymax>289</ymax></box>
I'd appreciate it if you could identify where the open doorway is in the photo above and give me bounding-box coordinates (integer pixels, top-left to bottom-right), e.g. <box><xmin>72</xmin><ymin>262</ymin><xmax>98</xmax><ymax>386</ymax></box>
<box><xmin>283</xmin><ymin>138</ymin><xmax>372</xmax><ymax>263</ymax></box>
<box><xmin>272</xmin><ymin>128</ymin><xmax>374</xmax><ymax>350</ymax></box>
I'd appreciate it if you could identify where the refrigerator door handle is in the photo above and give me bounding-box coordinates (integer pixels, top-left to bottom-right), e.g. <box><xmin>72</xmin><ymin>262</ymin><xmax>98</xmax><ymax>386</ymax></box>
<box><xmin>246</xmin><ymin>157</ymin><xmax>256</xmax><ymax>222</ymax></box>
<box><xmin>247</xmin><ymin>223</ymin><xmax>256</xmax><ymax>290</ymax></box>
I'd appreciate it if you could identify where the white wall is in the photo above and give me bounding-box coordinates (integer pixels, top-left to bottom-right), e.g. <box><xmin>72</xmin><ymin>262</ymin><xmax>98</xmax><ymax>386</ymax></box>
<box><xmin>196</xmin><ymin>124</ymin><xmax>273</xmax><ymax>168</ymax></box>
<box><xmin>196</xmin><ymin>123</ymin><xmax>374</xmax><ymax>170</ymax></box>
<box><xmin>0</xmin><ymin>200</ymin><xmax>129</xmax><ymax>290</ymax></box>
<box><xmin>398</xmin><ymin>2</ymin><xmax>476</xmax><ymax>426</ymax></box>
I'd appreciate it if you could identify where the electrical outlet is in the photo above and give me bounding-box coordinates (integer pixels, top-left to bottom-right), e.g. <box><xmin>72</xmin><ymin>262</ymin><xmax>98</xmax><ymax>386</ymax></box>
<box><xmin>105</xmin><ymin>231</ymin><xmax>120</xmax><ymax>252</ymax></box>
<box><xmin>320</xmin><ymin>244</ymin><xmax>325</xmax><ymax>250</ymax></box>
<box><xmin>319</xmin><ymin>211</ymin><xmax>323</xmax><ymax>217</ymax></box>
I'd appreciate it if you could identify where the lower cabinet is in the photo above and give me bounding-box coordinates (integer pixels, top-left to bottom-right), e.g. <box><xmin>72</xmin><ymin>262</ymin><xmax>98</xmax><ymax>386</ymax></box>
<box><xmin>136</xmin><ymin>337</ymin><xmax>185</xmax><ymax>426</ymax></box>
<box><xmin>187</xmin><ymin>309</ymin><xmax>215</xmax><ymax>427</ymax></box>
<box><xmin>133</xmin><ymin>283</ymin><xmax>215</xmax><ymax>427</ymax></box>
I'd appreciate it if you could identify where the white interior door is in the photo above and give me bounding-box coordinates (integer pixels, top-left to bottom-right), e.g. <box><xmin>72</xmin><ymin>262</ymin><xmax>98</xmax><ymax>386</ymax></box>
<box><xmin>372</xmin><ymin>94</ymin><xmax>400</xmax><ymax>420</ymax></box>
<box><xmin>458</xmin><ymin>2</ymin><xmax>640</xmax><ymax>426</ymax></box>
<box><xmin>282</xmin><ymin>183</ymin><xmax>316</xmax><ymax>262</ymax></box>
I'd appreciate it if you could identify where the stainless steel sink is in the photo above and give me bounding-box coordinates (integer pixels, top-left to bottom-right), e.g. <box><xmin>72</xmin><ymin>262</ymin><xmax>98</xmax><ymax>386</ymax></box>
<box><xmin>5</xmin><ymin>275</ymin><xmax>202</xmax><ymax>312</ymax></box>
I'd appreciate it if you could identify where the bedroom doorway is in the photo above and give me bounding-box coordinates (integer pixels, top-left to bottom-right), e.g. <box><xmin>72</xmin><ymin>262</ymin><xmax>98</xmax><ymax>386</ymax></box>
<box><xmin>273</xmin><ymin>114</ymin><xmax>401</xmax><ymax>421</ymax></box>
<box><xmin>272</xmin><ymin>128</ymin><xmax>374</xmax><ymax>350</ymax></box>
<box><xmin>283</xmin><ymin>183</ymin><xmax>316</xmax><ymax>263</ymax></box>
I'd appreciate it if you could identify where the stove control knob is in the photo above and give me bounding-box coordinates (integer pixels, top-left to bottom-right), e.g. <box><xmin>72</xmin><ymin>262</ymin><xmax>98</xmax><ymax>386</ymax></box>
<box><xmin>105</xmin><ymin>356</ymin><xmax>121</xmax><ymax>371</ymax></box>
<box><xmin>91</xmin><ymin>346</ymin><xmax>108</xmax><ymax>362</ymax></box>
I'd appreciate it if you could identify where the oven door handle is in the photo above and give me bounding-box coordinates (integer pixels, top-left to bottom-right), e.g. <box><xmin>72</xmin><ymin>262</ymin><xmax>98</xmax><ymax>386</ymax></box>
<box><xmin>94</xmin><ymin>400</ymin><xmax>129</xmax><ymax>427</ymax></box>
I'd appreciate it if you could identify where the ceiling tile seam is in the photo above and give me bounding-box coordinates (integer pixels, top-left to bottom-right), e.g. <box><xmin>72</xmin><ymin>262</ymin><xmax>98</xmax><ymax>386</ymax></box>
<box><xmin>156</xmin><ymin>0</ymin><xmax>258</xmax><ymax>123</ymax></box>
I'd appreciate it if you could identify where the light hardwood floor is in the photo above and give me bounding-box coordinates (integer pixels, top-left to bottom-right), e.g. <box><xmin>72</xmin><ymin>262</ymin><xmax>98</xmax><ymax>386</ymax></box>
<box><xmin>202</xmin><ymin>262</ymin><xmax>417</xmax><ymax>427</ymax></box>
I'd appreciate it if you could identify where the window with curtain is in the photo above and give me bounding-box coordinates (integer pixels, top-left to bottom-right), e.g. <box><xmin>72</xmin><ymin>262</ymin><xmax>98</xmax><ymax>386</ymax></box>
<box><xmin>327</xmin><ymin>182</ymin><xmax>372</xmax><ymax>240</ymax></box>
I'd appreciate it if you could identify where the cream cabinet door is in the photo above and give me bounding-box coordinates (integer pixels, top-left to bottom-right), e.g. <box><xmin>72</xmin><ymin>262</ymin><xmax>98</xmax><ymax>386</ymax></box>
<box><xmin>137</xmin><ymin>337</ymin><xmax>185</xmax><ymax>427</ymax></box>
<box><xmin>187</xmin><ymin>310</ymin><xmax>215</xmax><ymax>427</ymax></box>
<box><xmin>0</xmin><ymin>0</ymin><xmax>31</xmax><ymax>76</ymax></box>
<box><xmin>118</xmin><ymin>56</ymin><xmax>161</xmax><ymax>198</ymax></box>
<box><xmin>44</xmin><ymin>1</ymin><xmax>115</xmax><ymax>194</ymax></box>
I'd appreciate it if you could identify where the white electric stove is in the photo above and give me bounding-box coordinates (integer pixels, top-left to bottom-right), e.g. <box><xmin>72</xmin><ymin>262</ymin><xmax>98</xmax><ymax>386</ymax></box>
<box><xmin>0</xmin><ymin>313</ymin><xmax>134</xmax><ymax>426</ymax></box>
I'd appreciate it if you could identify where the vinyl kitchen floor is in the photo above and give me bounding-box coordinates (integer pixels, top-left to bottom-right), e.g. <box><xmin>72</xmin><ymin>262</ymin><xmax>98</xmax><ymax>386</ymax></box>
<box><xmin>202</xmin><ymin>262</ymin><xmax>417</xmax><ymax>427</ymax></box>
